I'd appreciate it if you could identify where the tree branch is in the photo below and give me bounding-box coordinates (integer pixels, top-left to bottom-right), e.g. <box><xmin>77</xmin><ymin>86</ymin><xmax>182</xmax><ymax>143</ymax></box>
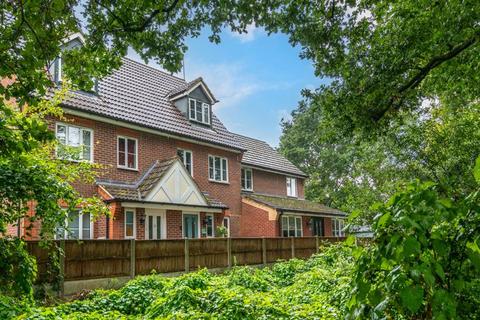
<box><xmin>372</xmin><ymin>31</ymin><xmax>480</xmax><ymax>121</ymax></box>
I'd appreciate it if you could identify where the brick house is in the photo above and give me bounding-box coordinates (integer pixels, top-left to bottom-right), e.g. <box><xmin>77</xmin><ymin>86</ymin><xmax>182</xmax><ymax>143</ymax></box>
<box><xmin>8</xmin><ymin>40</ymin><xmax>346</xmax><ymax>240</ymax></box>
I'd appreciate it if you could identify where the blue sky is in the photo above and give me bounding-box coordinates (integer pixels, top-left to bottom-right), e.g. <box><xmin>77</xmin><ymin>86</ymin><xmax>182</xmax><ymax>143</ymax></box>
<box><xmin>129</xmin><ymin>27</ymin><xmax>325</xmax><ymax>147</ymax></box>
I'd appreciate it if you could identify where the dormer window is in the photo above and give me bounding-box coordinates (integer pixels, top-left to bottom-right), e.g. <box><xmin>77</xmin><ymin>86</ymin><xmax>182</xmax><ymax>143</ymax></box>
<box><xmin>189</xmin><ymin>98</ymin><xmax>210</xmax><ymax>125</ymax></box>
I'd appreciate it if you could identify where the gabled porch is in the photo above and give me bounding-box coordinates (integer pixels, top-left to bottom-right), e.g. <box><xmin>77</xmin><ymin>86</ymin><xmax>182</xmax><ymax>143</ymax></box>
<box><xmin>97</xmin><ymin>157</ymin><xmax>229</xmax><ymax>239</ymax></box>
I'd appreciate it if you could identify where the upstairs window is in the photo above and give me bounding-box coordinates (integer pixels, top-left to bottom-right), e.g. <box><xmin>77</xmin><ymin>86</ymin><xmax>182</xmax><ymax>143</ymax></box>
<box><xmin>241</xmin><ymin>168</ymin><xmax>253</xmax><ymax>191</ymax></box>
<box><xmin>177</xmin><ymin>149</ymin><xmax>193</xmax><ymax>175</ymax></box>
<box><xmin>189</xmin><ymin>98</ymin><xmax>210</xmax><ymax>125</ymax></box>
<box><xmin>208</xmin><ymin>155</ymin><xmax>228</xmax><ymax>182</ymax></box>
<box><xmin>332</xmin><ymin>218</ymin><xmax>345</xmax><ymax>237</ymax></box>
<box><xmin>56</xmin><ymin>123</ymin><xmax>93</xmax><ymax>162</ymax></box>
<box><xmin>118</xmin><ymin>136</ymin><xmax>137</xmax><ymax>170</ymax></box>
<box><xmin>286</xmin><ymin>177</ymin><xmax>297</xmax><ymax>197</ymax></box>
<box><xmin>53</xmin><ymin>55</ymin><xmax>62</xmax><ymax>83</ymax></box>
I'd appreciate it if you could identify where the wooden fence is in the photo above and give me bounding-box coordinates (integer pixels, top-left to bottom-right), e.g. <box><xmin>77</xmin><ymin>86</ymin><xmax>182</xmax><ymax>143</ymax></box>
<box><xmin>26</xmin><ymin>237</ymin><xmax>345</xmax><ymax>285</ymax></box>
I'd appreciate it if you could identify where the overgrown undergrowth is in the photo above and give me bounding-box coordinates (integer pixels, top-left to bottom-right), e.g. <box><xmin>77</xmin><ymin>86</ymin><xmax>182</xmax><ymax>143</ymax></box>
<box><xmin>9</xmin><ymin>243</ymin><xmax>354</xmax><ymax>320</ymax></box>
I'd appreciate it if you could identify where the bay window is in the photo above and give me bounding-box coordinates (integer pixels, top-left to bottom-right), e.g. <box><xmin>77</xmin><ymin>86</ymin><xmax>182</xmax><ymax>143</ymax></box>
<box><xmin>118</xmin><ymin>136</ymin><xmax>138</xmax><ymax>170</ymax></box>
<box><xmin>208</xmin><ymin>155</ymin><xmax>228</xmax><ymax>182</ymax></box>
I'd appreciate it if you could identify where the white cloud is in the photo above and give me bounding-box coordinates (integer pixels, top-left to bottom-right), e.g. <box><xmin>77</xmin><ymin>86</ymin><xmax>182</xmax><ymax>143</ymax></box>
<box><xmin>229</xmin><ymin>24</ymin><xmax>264</xmax><ymax>43</ymax></box>
<box><xmin>185</xmin><ymin>61</ymin><xmax>261</xmax><ymax>110</ymax></box>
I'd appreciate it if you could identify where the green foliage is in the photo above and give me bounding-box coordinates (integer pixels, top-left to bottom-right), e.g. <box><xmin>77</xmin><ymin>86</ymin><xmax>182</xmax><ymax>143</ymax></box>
<box><xmin>348</xmin><ymin>179</ymin><xmax>480</xmax><ymax>319</ymax></box>
<box><xmin>0</xmin><ymin>238</ymin><xmax>37</xmax><ymax>299</ymax></box>
<box><xmin>280</xmin><ymin>96</ymin><xmax>480</xmax><ymax>221</ymax></box>
<box><xmin>18</xmin><ymin>243</ymin><xmax>355</xmax><ymax>320</ymax></box>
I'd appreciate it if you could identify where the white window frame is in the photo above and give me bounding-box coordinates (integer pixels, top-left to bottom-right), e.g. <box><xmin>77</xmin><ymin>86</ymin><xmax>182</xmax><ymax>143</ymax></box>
<box><xmin>53</xmin><ymin>54</ymin><xmax>62</xmax><ymax>83</ymax></box>
<box><xmin>124</xmin><ymin>209</ymin><xmax>136</xmax><ymax>239</ymax></box>
<box><xmin>205</xmin><ymin>213</ymin><xmax>215</xmax><ymax>238</ymax></box>
<box><xmin>281</xmin><ymin>215</ymin><xmax>303</xmax><ymax>237</ymax></box>
<box><xmin>117</xmin><ymin>136</ymin><xmax>138</xmax><ymax>170</ymax></box>
<box><xmin>208</xmin><ymin>155</ymin><xmax>229</xmax><ymax>183</ymax></box>
<box><xmin>188</xmin><ymin>98</ymin><xmax>210</xmax><ymax>125</ymax></box>
<box><xmin>286</xmin><ymin>177</ymin><xmax>297</xmax><ymax>197</ymax></box>
<box><xmin>332</xmin><ymin>218</ymin><xmax>346</xmax><ymax>237</ymax></box>
<box><xmin>177</xmin><ymin>149</ymin><xmax>193</xmax><ymax>176</ymax></box>
<box><xmin>223</xmin><ymin>217</ymin><xmax>230</xmax><ymax>238</ymax></box>
<box><xmin>56</xmin><ymin>210</ymin><xmax>93</xmax><ymax>240</ymax></box>
<box><xmin>55</xmin><ymin>122</ymin><xmax>94</xmax><ymax>162</ymax></box>
<box><xmin>241</xmin><ymin>167</ymin><xmax>253</xmax><ymax>191</ymax></box>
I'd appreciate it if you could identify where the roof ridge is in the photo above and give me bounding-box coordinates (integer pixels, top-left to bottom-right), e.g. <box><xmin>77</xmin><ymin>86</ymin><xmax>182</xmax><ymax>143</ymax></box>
<box><xmin>121</xmin><ymin>57</ymin><xmax>186</xmax><ymax>83</ymax></box>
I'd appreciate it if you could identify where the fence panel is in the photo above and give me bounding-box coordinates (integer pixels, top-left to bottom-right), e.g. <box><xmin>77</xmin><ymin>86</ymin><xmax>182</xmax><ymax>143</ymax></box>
<box><xmin>135</xmin><ymin>240</ymin><xmax>185</xmax><ymax>274</ymax></box>
<box><xmin>189</xmin><ymin>238</ymin><xmax>228</xmax><ymax>270</ymax></box>
<box><xmin>266</xmin><ymin>238</ymin><xmax>292</xmax><ymax>262</ymax></box>
<box><xmin>64</xmin><ymin>240</ymin><xmax>130</xmax><ymax>280</ymax></box>
<box><xmin>230</xmin><ymin>238</ymin><xmax>263</xmax><ymax>265</ymax></box>
<box><xmin>26</xmin><ymin>241</ymin><xmax>55</xmax><ymax>283</ymax></box>
<box><xmin>293</xmin><ymin>237</ymin><xmax>317</xmax><ymax>259</ymax></box>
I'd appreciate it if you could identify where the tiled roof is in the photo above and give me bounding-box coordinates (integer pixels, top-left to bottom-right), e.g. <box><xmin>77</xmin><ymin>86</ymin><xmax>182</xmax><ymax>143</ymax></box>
<box><xmin>245</xmin><ymin>193</ymin><xmax>346</xmax><ymax>217</ymax></box>
<box><xmin>232</xmin><ymin>133</ymin><xmax>307</xmax><ymax>177</ymax></box>
<box><xmin>61</xmin><ymin>58</ymin><xmax>243</xmax><ymax>151</ymax></box>
<box><xmin>97</xmin><ymin>158</ymin><xmax>227</xmax><ymax>208</ymax></box>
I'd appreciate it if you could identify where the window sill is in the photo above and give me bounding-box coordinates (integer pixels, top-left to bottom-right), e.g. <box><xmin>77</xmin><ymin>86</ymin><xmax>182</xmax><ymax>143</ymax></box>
<box><xmin>242</xmin><ymin>188</ymin><xmax>254</xmax><ymax>193</ymax></box>
<box><xmin>209</xmin><ymin>179</ymin><xmax>230</xmax><ymax>185</ymax></box>
<box><xmin>117</xmin><ymin>166</ymin><xmax>139</xmax><ymax>172</ymax></box>
<box><xmin>57</xmin><ymin>157</ymin><xmax>93</xmax><ymax>164</ymax></box>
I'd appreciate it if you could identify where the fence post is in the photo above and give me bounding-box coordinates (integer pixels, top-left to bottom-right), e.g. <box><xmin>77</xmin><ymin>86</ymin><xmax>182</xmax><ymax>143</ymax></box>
<box><xmin>58</xmin><ymin>240</ymin><xmax>65</xmax><ymax>298</ymax></box>
<box><xmin>291</xmin><ymin>237</ymin><xmax>295</xmax><ymax>258</ymax></box>
<box><xmin>129</xmin><ymin>239</ymin><xmax>136</xmax><ymax>278</ymax></box>
<box><xmin>227</xmin><ymin>237</ymin><xmax>232</xmax><ymax>268</ymax></box>
<box><xmin>262</xmin><ymin>238</ymin><xmax>267</xmax><ymax>265</ymax></box>
<box><xmin>184</xmin><ymin>238</ymin><xmax>190</xmax><ymax>273</ymax></box>
<box><xmin>315</xmin><ymin>236</ymin><xmax>320</xmax><ymax>253</ymax></box>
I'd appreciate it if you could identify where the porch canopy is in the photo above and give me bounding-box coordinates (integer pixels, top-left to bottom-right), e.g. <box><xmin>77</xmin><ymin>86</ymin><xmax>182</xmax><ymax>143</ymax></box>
<box><xmin>97</xmin><ymin>157</ymin><xmax>227</xmax><ymax>213</ymax></box>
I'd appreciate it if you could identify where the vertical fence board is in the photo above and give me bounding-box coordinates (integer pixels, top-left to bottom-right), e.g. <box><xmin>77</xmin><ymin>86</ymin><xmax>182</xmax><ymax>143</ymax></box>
<box><xmin>25</xmin><ymin>237</ymin><xmax>344</xmax><ymax>282</ymax></box>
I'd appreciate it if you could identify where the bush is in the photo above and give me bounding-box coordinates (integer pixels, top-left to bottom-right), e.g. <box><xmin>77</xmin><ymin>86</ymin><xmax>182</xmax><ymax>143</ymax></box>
<box><xmin>0</xmin><ymin>238</ymin><xmax>37</xmax><ymax>299</ymax></box>
<box><xmin>19</xmin><ymin>243</ymin><xmax>354</xmax><ymax>320</ymax></box>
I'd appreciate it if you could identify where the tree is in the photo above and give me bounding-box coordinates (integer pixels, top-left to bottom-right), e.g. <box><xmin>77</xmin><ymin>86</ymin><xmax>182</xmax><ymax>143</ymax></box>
<box><xmin>280</xmin><ymin>95</ymin><xmax>480</xmax><ymax>219</ymax></box>
<box><xmin>348</xmin><ymin>160</ymin><xmax>480</xmax><ymax>319</ymax></box>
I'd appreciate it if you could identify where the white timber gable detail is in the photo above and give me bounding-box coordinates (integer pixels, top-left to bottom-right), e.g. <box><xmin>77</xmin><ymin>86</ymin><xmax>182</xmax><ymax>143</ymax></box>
<box><xmin>145</xmin><ymin>160</ymin><xmax>208</xmax><ymax>206</ymax></box>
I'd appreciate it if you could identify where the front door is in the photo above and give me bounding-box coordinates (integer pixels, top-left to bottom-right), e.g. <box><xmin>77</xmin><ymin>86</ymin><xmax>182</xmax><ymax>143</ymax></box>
<box><xmin>183</xmin><ymin>213</ymin><xmax>199</xmax><ymax>238</ymax></box>
<box><xmin>312</xmin><ymin>217</ymin><xmax>324</xmax><ymax>236</ymax></box>
<box><xmin>145</xmin><ymin>210</ymin><xmax>165</xmax><ymax>240</ymax></box>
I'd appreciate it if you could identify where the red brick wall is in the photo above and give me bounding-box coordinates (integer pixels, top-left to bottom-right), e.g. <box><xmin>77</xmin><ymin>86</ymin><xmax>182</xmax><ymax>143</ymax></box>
<box><xmin>252</xmin><ymin>169</ymin><xmax>305</xmax><ymax>199</ymax></box>
<box><xmin>240</xmin><ymin>202</ymin><xmax>278</xmax><ymax>237</ymax></box>
<box><xmin>324</xmin><ymin>217</ymin><xmax>333</xmax><ymax>237</ymax></box>
<box><xmin>48</xmin><ymin>114</ymin><xmax>243</xmax><ymax>232</ymax></box>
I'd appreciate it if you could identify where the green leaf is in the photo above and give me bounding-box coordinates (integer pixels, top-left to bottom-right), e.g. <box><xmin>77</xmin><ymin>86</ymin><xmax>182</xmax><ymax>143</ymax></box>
<box><xmin>403</xmin><ymin>236</ymin><xmax>421</xmax><ymax>257</ymax></box>
<box><xmin>434</xmin><ymin>263</ymin><xmax>446</xmax><ymax>281</ymax></box>
<box><xmin>474</xmin><ymin>156</ymin><xmax>480</xmax><ymax>183</ymax></box>
<box><xmin>400</xmin><ymin>285</ymin><xmax>424</xmax><ymax>313</ymax></box>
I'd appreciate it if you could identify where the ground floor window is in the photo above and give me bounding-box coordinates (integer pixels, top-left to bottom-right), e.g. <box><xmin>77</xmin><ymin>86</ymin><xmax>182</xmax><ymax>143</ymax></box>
<box><xmin>281</xmin><ymin>215</ymin><xmax>302</xmax><ymax>237</ymax></box>
<box><xmin>203</xmin><ymin>214</ymin><xmax>214</xmax><ymax>237</ymax></box>
<box><xmin>311</xmin><ymin>217</ymin><xmax>324</xmax><ymax>236</ymax></box>
<box><xmin>223</xmin><ymin>217</ymin><xmax>230</xmax><ymax>237</ymax></box>
<box><xmin>56</xmin><ymin>210</ymin><xmax>92</xmax><ymax>239</ymax></box>
<box><xmin>332</xmin><ymin>218</ymin><xmax>345</xmax><ymax>237</ymax></box>
<box><xmin>183</xmin><ymin>213</ymin><xmax>199</xmax><ymax>238</ymax></box>
<box><xmin>125</xmin><ymin>209</ymin><xmax>136</xmax><ymax>238</ymax></box>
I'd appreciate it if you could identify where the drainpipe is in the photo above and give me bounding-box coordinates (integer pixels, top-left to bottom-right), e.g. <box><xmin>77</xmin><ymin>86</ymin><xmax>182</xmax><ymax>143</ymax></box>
<box><xmin>278</xmin><ymin>210</ymin><xmax>283</xmax><ymax>237</ymax></box>
<box><xmin>106</xmin><ymin>216</ymin><xmax>110</xmax><ymax>239</ymax></box>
